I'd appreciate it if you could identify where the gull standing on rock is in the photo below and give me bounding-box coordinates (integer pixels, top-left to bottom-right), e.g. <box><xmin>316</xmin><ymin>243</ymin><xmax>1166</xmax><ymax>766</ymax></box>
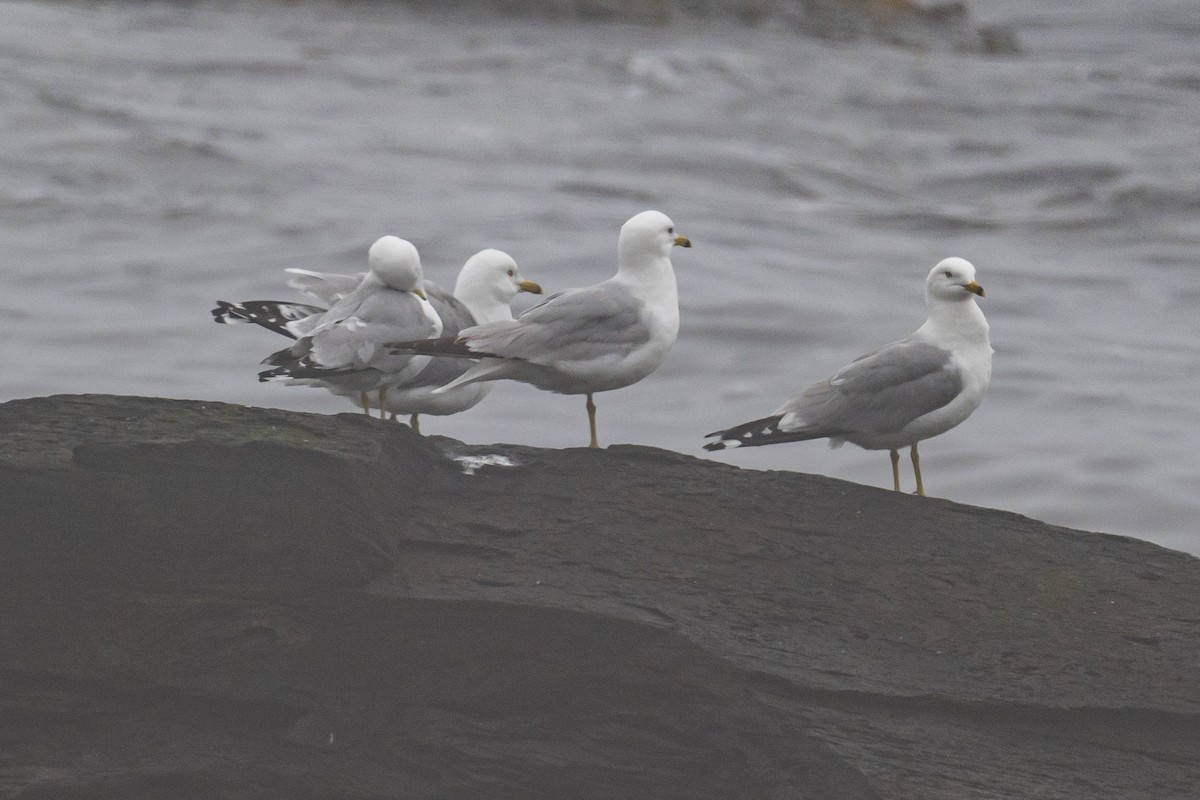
<box><xmin>704</xmin><ymin>257</ymin><xmax>992</xmax><ymax>496</ymax></box>
<box><xmin>257</xmin><ymin>235</ymin><xmax>442</xmax><ymax>418</ymax></box>
<box><xmin>375</xmin><ymin>249</ymin><xmax>542</xmax><ymax>433</ymax></box>
<box><xmin>276</xmin><ymin>252</ymin><xmax>544</xmax><ymax>431</ymax></box>
<box><xmin>214</xmin><ymin>249</ymin><xmax>541</xmax><ymax>431</ymax></box>
<box><xmin>387</xmin><ymin>210</ymin><xmax>692</xmax><ymax>448</ymax></box>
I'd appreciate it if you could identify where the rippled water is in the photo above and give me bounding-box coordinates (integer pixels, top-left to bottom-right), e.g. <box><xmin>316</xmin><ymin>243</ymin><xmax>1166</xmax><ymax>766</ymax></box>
<box><xmin>3</xmin><ymin>0</ymin><xmax>1199</xmax><ymax>554</ymax></box>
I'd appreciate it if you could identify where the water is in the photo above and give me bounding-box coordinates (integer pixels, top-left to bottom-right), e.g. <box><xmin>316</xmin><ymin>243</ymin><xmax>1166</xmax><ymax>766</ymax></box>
<box><xmin>3</xmin><ymin>0</ymin><xmax>1199</xmax><ymax>554</ymax></box>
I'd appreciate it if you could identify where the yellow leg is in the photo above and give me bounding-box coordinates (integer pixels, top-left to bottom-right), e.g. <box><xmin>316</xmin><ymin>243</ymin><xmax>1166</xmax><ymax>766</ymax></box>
<box><xmin>911</xmin><ymin>443</ymin><xmax>925</xmax><ymax>497</ymax></box>
<box><xmin>890</xmin><ymin>449</ymin><xmax>901</xmax><ymax>493</ymax></box>
<box><xmin>377</xmin><ymin>386</ymin><xmax>388</xmax><ymax>419</ymax></box>
<box><xmin>410</xmin><ymin>414</ymin><xmax>421</xmax><ymax>434</ymax></box>
<box><xmin>360</xmin><ymin>391</ymin><xmax>371</xmax><ymax>417</ymax></box>
<box><xmin>586</xmin><ymin>393</ymin><xmax>599</xmax><ymax>449</ymax></box>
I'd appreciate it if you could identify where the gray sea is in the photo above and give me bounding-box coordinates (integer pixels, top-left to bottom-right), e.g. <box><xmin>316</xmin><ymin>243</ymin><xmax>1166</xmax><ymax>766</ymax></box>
<box><xmin>3</xmin><ymin>0</ymin><xmax>1199</xmax><ymax>554</ymax></box>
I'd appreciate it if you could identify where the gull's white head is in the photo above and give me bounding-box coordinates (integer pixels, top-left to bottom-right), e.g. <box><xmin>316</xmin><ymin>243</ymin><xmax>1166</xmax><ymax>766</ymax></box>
<box><xmin>618</xmin><ymin>210</ymin><xmax>692</xmax><ymax>267</ymax></box>
<box><xmin>368</xmin><ymin>235</ymin><xmax>426</xmax><ymax>297</ymax></box>
<box><xmin>455</xmin><ymin>248</ymin><xmax>543</xmax><ymax>310</ymax></box>
<box><xmin>926</xmin><ymin>257</ymin><xmax>985</xmax><ymax>303</ymax></box>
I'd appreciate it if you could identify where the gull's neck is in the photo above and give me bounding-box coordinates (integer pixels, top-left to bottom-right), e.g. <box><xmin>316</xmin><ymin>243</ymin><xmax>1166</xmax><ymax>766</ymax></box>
<box><xmin>917</xmin><ymin>296</ymin><xmax>990</xmax><ymax>350</ymax></box>
<box><xmin>617</xmin><ymin>251</ymin><xmax>676</xmax><ymax>291</ymax></box>
<box><xmin>454</xmin><ymin>283</ymin><xmax>514</xmax><ymax>325</ymax></box>
<box><xmin>615</xmin><ymin>252</ymin><xmax>679</xmax><ymax>339</ymax></box>
<box><xmin>370</xmin><ymin>268</ymin><xmax>421</xmax><ymax>293</ymax></box>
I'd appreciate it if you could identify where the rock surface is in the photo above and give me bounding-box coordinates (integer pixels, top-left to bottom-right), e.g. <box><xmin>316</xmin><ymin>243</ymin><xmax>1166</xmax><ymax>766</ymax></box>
<box><xmin>1</xmin><ymin>394</ymin><xmax>1197</xmax><ymax>799</ymax></box>
<box><xmin>404</xmin><ymin>0</ymin><xmax>1019</xmax><ymax>54</ymax></box>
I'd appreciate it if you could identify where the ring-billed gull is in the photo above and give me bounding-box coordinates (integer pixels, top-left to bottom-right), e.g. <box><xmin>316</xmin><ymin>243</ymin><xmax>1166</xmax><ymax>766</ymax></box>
<box><xmin>257</xmin><ymin>235</ymin><xmax>442</xmax><ymax>417</ymax></box>
<box><xmin>387</xmin><ymin>210</ymin><xmax>692</xmax><ymax>448</ymax></box>
<box><xmin>283</xmin><ymin>250</ymin><xmax>541</xmax><ymax>431</ymax></box>
<box><xmin>374</xmin><ymin>249</ymin><xmax>541</xmax><ymax>432</ymax></box>
<box><xmin>213</xmin><ymin>249</ymin><xmax>541</xmax><ymax>431</ymax></box>
<box><xmin>704</xmin><ymin>257</ymin><xmax>992</xmax><ymax>496</ymax></box>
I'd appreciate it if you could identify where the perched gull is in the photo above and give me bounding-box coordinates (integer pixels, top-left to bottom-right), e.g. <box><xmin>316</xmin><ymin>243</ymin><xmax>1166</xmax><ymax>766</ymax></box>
<box><xmin>213</xmin><ymin>249</ymin><xmax>541</xmax><ymax>431</ymax></box>
<box><xmin>704</xmin><ymin>257</ymin><xmax>992</xmax><ymax>496</ymax></box>
<box><xmin>257</xmin><ymin>235</ymin><xmax>442</xmax><ymax>417</ymax></box>
<box><xmin>387</xmin><ymin>210</ymin><xmax>692</xmax><ymax>448</ymax></box>
<box><xmin>376</xmin><ymin>249</ymin><xmax>542</xmax><ymax>432</ymax></box>
<box><xmin>283</xmin><ymin>250</ymin><xmax>541</xmax><ymax>431</ymax></box>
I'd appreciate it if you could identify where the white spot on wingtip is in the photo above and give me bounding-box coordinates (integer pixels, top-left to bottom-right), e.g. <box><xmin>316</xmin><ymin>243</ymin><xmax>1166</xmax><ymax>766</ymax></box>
<box><xmin>454</xmin><ymin>454</ymin><xmax>520</xmax><ymax>475</ymax></box>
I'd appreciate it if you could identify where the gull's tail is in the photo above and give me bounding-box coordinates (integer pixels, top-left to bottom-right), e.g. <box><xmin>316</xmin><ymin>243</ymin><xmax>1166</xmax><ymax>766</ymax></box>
<box><xmin>257</xmin><ymin>359</ymin><xmax>372</xmax><ymax>383</ymax></box>
<box><xmin>703</xmin><ymin>415</ymin><xmax>831</xmax><ymax>451</ymax></box>
<box><xmin>211</xmin><ymin>300</ymin><xmax>325</xmax><ymax>339</ymax></box>
<box><xmin>256</xmin><ymin>339</ymin><xmax>364</xmax><ymax>382</ymax></box>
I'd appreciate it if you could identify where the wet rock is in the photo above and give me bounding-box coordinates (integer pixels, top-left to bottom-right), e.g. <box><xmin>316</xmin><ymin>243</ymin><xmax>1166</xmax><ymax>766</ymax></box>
<box><xmin>2</xmin><ymin>394</ymin><xmax>1197</xmax><ymax>799</ymax></box>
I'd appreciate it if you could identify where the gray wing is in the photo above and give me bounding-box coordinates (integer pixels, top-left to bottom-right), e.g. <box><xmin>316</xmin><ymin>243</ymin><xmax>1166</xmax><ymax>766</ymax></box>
<box><xmin>397</xmin><ymin>348</ymin><xmax>473</xmax><ymax>389</ymax></box>
<box><xmin>425</xmin><ymin>280</ymin><xmax>476</xmax><ymax>338</ymax></box>
<box><xmin>308</xmin><ymin>288</ymin><xmax>439</xmax><ymax>370</ymax></box>
<box><xmin>284</xmin><ymin>269</ymin><xmax>365</xmax><ymax>305</ymax></box>
<box><xmin>388</xmin><ymin>281</ymin><xmax>475</xmax><ymax>388</ymax></box>
<box><xmin>461</xmin><ymin>281</ymin><xmax>647</xmax><ymax>364</ymax></box>
<box><xmin>782</xmin><ymin>339</ymin><xmax>962</xmax><ymax>437</ymax></box>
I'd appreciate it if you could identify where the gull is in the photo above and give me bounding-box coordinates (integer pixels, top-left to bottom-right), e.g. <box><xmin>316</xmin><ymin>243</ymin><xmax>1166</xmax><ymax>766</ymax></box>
<box><xmin>387</xmin><ymin>210</ymin><xmax>692</xmax><ymax>448</ymax></box>
<box><xmin>704</xmin><ymin>257</ymin><xmax>992</xmax><ymax>496</ymax></box>
<box><xmin>256</xmin><ymin>235</ymin><xmax>442</xmax><ymax>417</ymax></box>
<box><xmin>282</xmin><ymin>250</ymin><xmax>542</xmax><ymax>431</ymax></box>
<box><xmin>373</xmin><ymin>249</ymin><xmax>542</xmax><ymax>432</ymax></box>
<box><xmin>213</xmin><ymin>249</ymin><xmax>541</xmax><ymax>431</ymax></box>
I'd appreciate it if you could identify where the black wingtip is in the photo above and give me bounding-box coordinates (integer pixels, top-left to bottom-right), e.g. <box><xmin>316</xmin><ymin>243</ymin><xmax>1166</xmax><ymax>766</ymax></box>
<box><xmin>702</xmin><ymin>441</ymin><xmax>727</xmax><ymax>452</ymax></box>
<box><xmin>385</xmin><ymin>337</ymin><xmax>492</xmax><ymax>359</ymax></box>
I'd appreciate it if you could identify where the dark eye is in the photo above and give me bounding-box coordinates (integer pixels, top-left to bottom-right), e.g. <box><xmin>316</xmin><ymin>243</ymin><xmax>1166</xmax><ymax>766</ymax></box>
<box><xmin>944</xmin><ymin>270</ymin><xmax>953</xmax><ymax>278</ymax></box>
<box><xmin>667</xmin><ymin>227</ymin><xmax>674</xmax><ymax>234</ymax></box>
<box><xmin>506</xmin><ymin>269</ymin><xmax>514</xmax><ymax>277</ymax></box>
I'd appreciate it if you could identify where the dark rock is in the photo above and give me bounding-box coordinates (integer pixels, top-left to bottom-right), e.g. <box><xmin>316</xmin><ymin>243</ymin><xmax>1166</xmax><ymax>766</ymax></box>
<box><xmin>402</xmin><ymin>0</ymin><xmax>1019</xmax><ymax>54</ymax></box>
<box><xmin>2</xmin><ymin>394</ymin><xmax>1197</xmax><ymax>799</ymax></box>
<box><xmin>763</xmin><ymin>0</ymin><xmax>1019</xmax><ymax>53</ymax></box>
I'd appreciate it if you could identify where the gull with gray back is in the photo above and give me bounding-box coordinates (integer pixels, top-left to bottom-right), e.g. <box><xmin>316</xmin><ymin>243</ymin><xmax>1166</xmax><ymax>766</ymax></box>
<box><xmin>704</xmin><ymin>257</ymin><xmax>992</xmax><ymax>496</ymax></box>
<box><xmin>387</xmin><ymin>210</ymin><xmax>692</xmax><ymax>448</ymax></box>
